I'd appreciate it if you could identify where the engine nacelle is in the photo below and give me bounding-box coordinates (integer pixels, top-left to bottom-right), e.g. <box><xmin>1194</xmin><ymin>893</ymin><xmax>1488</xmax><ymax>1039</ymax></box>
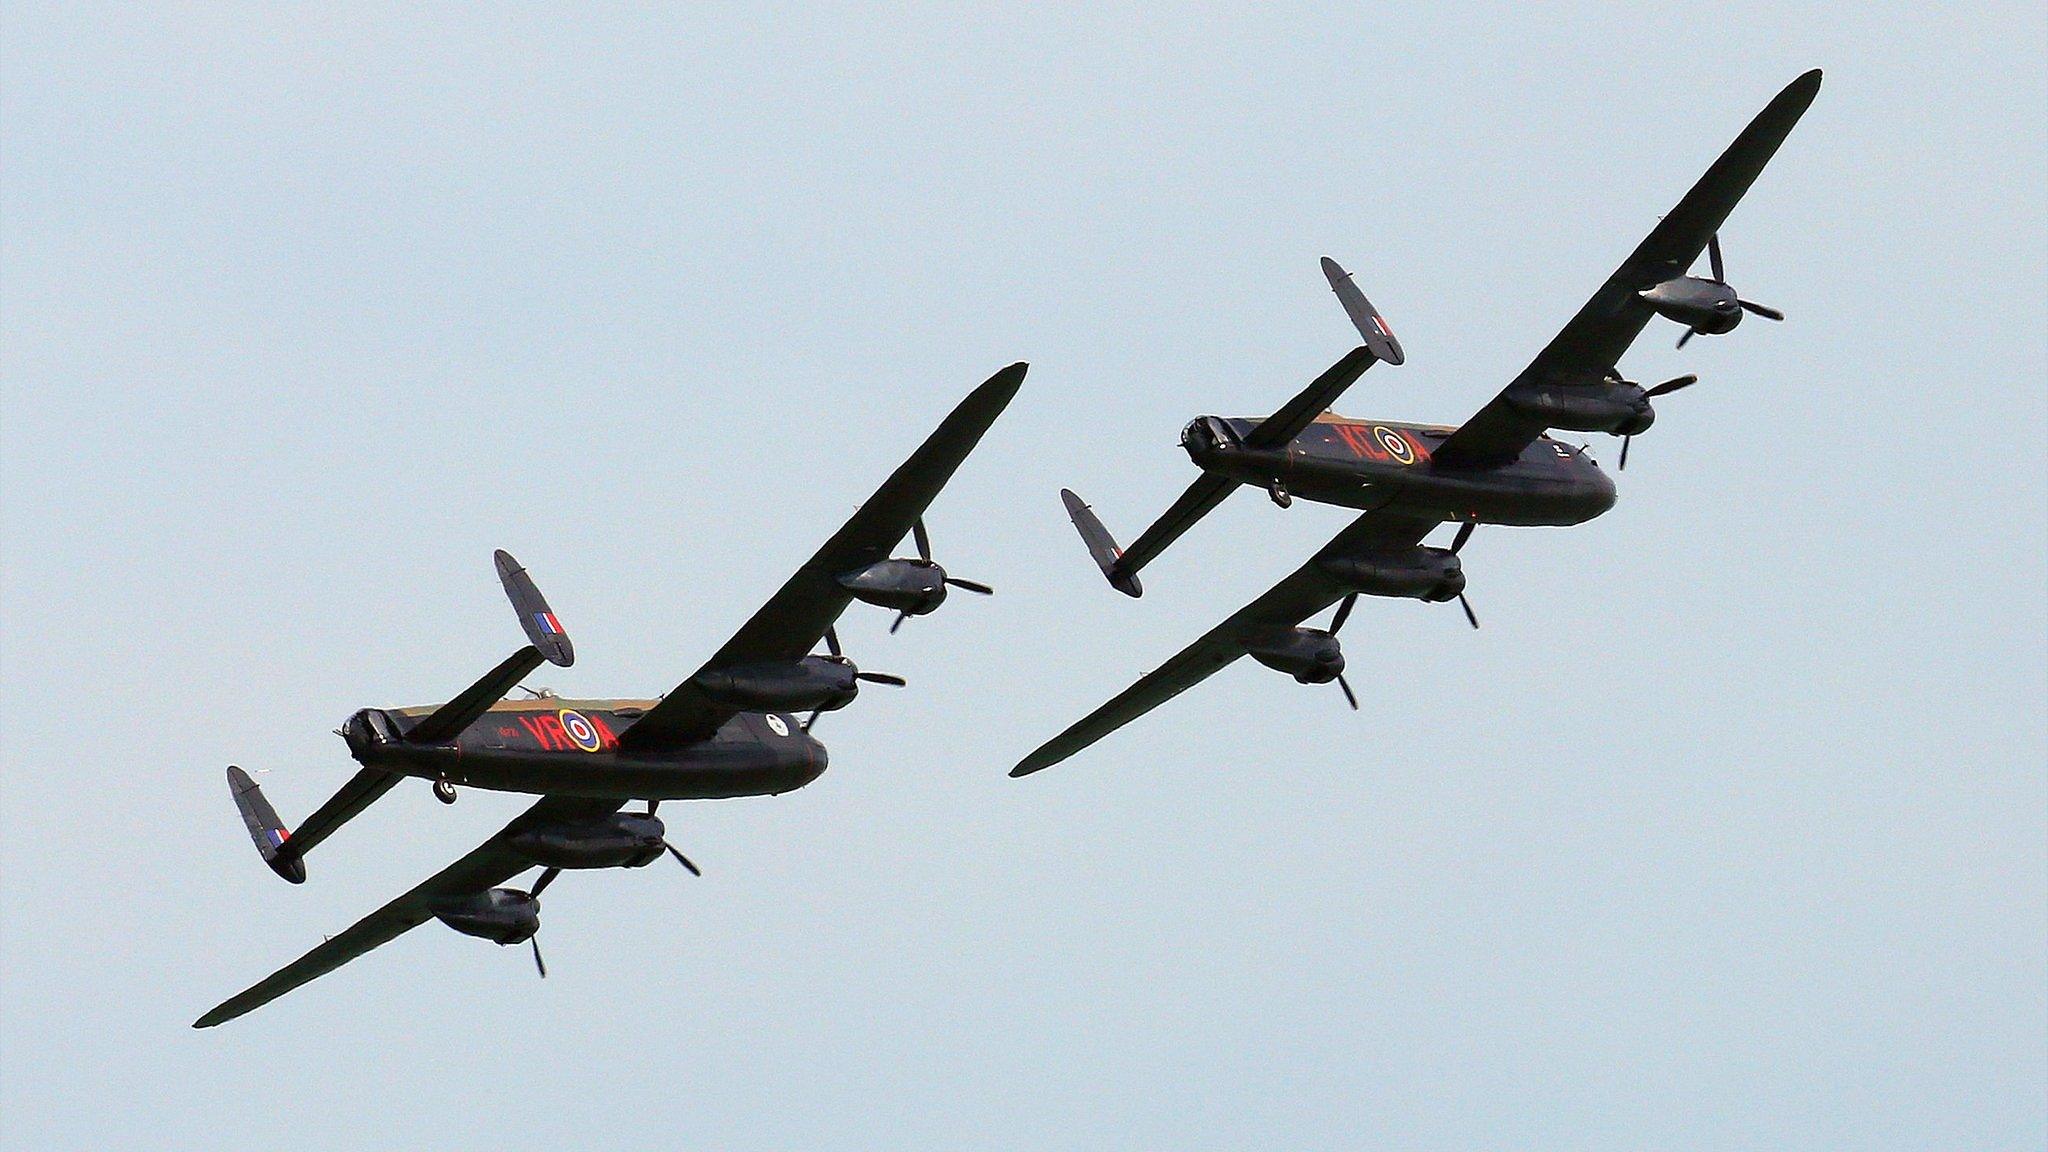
<box><xmin>1243</xmin><ymin>626</ymin><xmax>1344</xmax><ymax>684</ymax></box>
<box><xmin>1504</xmin><ymin>377</ymin><xmax>1654</xmax><ymax>436</ymax></box>
<box><xmin>433</xmin><ymin>888</ymin><xmax>539</xmax><ymax>945</ymax></box>
<box><xmin>1318</xmin><ymin>546</ymin><xmax>1467</xmax><ymax>603</ymax></box>
<box><xmin>505</xmin><ymin>813</ymin><xmax>667</xmax><ymax>871</ymax></box>
<box><xmin>1639</xmin><ymin>276</ymin><xmax>1743</xmax><ymax>335</ymax></box>
<box><xmin>691</xmin><ymin>656</ymin><xmax>861</xmax><ymax>713</ymax></box>
<box><xmin>837</xmin><ymin>559</ymin><xmax>948</xmax><ymax>615</ymax></box>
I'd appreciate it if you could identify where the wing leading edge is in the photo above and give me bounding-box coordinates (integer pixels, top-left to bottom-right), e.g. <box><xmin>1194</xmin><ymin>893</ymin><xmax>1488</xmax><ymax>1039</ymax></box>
<box><xmin>1431</xmin><ymin>69</ymin><xmax>1821</xmax><ymax>471</ymax></box>
<box><xmin>619</xmin><ymin>363</ymin><xmax>1027</xmax><ymax>750</ymax></box>
<box><xmin>1012</xmin><ymin>511</ymin><xmax>1438</xmax><ymax>777</ymax></box>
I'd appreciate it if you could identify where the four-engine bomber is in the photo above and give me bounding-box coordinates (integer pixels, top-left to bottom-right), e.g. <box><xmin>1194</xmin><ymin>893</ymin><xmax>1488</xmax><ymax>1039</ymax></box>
<box><xmin>203</xmin><ymin>68</ymin><xmax>1827</xmax><ymax>1024</ymax></box>
<box><xmin>200</xmin><ymin>362</ymin><xmax>1027</xmax><ymax>1027</ymax></box>
<box><xmin>1017</xmin><ymin>70</ymin><xmax>1821</xmax><ymax>777</ymax></box>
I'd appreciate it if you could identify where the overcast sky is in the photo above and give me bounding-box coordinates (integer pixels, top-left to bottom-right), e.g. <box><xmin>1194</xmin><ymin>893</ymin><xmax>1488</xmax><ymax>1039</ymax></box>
<box><xmin>4</xmin><ymin>4</ymin><xmax>2042</xmax><ymax>1149</ymax></box>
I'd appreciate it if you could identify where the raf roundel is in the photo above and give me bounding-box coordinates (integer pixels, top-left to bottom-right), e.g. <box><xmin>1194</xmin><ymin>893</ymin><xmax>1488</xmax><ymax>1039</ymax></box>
<box><xmin>1372</xmin><ymin>425</ymin><xmax>1415</xmax><ymax>466</ymax></box>
<box><xmin>558</xmin><ymin>709</ymin><xmax>603</xmax><ymax>753</ymax></box>
<box><xmin>764</xmin><ymin>713</ymin><xmax>790</xmax><ymax>738</ymax></box>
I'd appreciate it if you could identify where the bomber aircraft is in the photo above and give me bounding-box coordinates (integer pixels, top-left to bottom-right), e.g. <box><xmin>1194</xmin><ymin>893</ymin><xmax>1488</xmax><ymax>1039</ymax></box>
<box><xmin>1013</xmin><ymin>70</ymin><xmax>1821</xmax><ymax>778</ymax></box>
<box><xmin>197</xmin><ymin>363</ymin><xmax>1025</xmax><ymax>1026</ymax></box>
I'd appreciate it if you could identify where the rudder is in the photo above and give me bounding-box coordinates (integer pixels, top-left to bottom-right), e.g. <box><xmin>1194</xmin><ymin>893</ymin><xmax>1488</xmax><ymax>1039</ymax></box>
<box><xmin>227</xmin><ymin>766</ymin><xmax>306</xmax><ymax>884</ymax></box>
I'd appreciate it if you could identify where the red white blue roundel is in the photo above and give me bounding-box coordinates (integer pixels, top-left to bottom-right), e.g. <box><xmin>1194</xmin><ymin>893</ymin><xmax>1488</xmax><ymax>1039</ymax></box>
<box><xmin>1372</xmin><ymin>425</ymin><xmax>1415</xmax><ymax>465</ymax></box>
<box><xmin>558</xmin><ymin>709</ymin><xmax>603</xmax><ymax>753</ymax></box>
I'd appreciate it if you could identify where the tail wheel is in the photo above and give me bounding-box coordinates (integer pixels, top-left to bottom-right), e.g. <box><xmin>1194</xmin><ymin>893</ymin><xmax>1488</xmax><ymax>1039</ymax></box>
<box><xmin>433</xmin><ymin>778</ymin><xmax>458</xmax><ymax>805</ymax></box>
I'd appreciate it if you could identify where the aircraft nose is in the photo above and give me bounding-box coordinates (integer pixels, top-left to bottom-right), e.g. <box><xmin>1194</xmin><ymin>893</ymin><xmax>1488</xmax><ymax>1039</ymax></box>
<box><xmin>1587</xmin><ymin>466</ymin><xmax>1619</xmax><ymax>513</ymax></box>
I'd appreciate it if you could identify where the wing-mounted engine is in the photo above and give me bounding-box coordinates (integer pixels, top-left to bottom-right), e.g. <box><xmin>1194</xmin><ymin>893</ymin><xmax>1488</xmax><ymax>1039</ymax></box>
<box><xmin>438</xmin><ymin>807</ymin><xmax>705</xmax><ymax>982</ymax></box>
<box><xmin>433</xmin><ymin>879</ymin><xmax>552</xmax><ymax>975</ymax></box>
<box><xmin>1241</xmin><ymin>591</ymin><xmax>1377</xmax><ymax>711</ymax></box>
<box><xmin>836</xmin><ymin>518</ymin><xmax>992</xmax><ymax>633</ymax></box>
<box><xmin>1320</xmin><ymin>522</ymin><xmax>1483</xmax><ymax>627</ymax></box>
<box><xmin>1505</xmin><ymin>372</ymin><xmax>1656</xmax><ymax>436</ymax></box>
<box><xmin>1243</xmin><ymin>625</ymin><xmax>1346</xmax><ymax>683</ymax></box>
<box><xmin>1243</xmin><ymin>621</ymin><xmax>1355</xmax><ymax>711</ymax></box>
<box><xmin>433</xmin><ymin>887</ymin><xmax>540</xmax><ymax>946</ymax></box>
<box><xmin>689</xmin><ymin>626</ymin><xmax>902</xmax><ymax>727</ymax></box>
<box><xmin>1318</xmin><ymin>545</ymin><xmax>1466</xmax><ymax>602</ymax></box>
<box><xmin>505</xmin><ymin>812</ymin><xmax>671</xmax><ymax>871</ymax></box>
<box><xmin>1640</xmin><ymin>233</ymin><xmax>1784</xmax><ymax>348</ymax></box>
<box><xmin>691</xmin><ymin>656</ymin><xmax>863</xmax><ymax>713</ymax></box>
<box><xmin>1502</xmin><ymin>371</ymin><xmax>1701</xmax><ymax>470</ymax></box>
<box><xmin>507</xmin><ymin>807</ymin><xmax>701</xmax><ymax>876</ymax></box>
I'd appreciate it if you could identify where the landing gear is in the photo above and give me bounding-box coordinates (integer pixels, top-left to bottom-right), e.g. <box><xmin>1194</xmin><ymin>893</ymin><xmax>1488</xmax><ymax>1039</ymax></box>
<box><xmin>1268</xmin><ymin>480</ymin><xmax>1293</xmax><ymax>509</ymax></box>
<box><xmin>433</xmin><ymin>778</ymin><xmax>458</xmax><ymax>805</ymax></box>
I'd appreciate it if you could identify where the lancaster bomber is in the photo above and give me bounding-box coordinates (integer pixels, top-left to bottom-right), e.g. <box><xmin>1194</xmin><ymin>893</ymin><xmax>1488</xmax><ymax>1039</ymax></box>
<box><xmin>1014</xmin><ymin>70</ymin><xmax>1822</xmax><ymax>778</ymax></box>
<box><xmin>197</xmin><ymin>363</ymin><xmax>1024</xmax><ymax>1026</ymax></box>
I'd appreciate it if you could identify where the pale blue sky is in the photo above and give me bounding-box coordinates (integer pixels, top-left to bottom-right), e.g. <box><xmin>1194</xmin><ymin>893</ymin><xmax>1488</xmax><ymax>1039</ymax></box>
<box><xmin>4</xmin><ymin>4</ymin><xmax>2042</xmax><ymax>1149</ymax></box>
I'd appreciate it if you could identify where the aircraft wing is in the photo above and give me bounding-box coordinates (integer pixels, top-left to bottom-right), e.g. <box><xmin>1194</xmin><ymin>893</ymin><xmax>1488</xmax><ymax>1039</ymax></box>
<box><xmin>1012</xmin><ymin>511</ymin><xmax>1437</xmax><ymax>777</ymax></box>
<box><xmin>195</xmin><ymin>795</ymin><xmax>624</xmax><ymax>1027</ymax></box>
<box><xmin>1431</xmin><ymin>70</ymin><xmax>1822</xmax><ymax>471</ymax></box>
<box><xmin>620</xmin><ymin>363</ymin><xmax>1027</xmax><ymax>751</ymax></box>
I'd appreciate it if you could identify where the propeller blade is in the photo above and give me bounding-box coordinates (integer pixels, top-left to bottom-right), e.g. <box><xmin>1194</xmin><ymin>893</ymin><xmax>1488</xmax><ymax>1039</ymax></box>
<box><xmin>1676</xmin><ymin>327</ymin><xmax>1695</xmax><ymax>349</ymax></box>
<box><xmin>664</xmin><ymin>841</ymin><xmax>702</xmax><ymax>877</ymax></box>
<box><xmin>1457</xmin><ymin>594</ymin><xmax>1479</xmax><ymax>629</ymax></box>
<box><xmin>1337</xmin><ymin>673</ymin><xmax>1359</xmax><ymax>711</ymax></box>
<box><xmin>1619</xmin><ymin>435</ymin><xmax>1632</xmax><ymax>471</ymax></box>
<box><xmin>531</xmin><ymin>935</ymin><xmax>547</xmax><ymax>978</ymax></box>
<box><xmin>857</xmin><ymin>671</ymin><xmax>907</xmax><ymax>687</ymax></box>
<box><xmin>1645</xmin><ymin>373</ymin><xmax>1699</xmax><ymax>398</ymax></box>
<box><xmin>913</xmin><ymin>519</ymin><xmax>932</xmax><ymax>563</ymax></box>
<box><xmin>530</xmin><ymin>866</ymin><xmax>561</xmax><ymax>897</ymax></box>
<box><xmin>1739</xmin><ymin>299</ymin><xmax>1784</xmax><ymax>321</ymax></box>
<box><xmin>1329</xmin><ymin>592</ymin><xmax>1357</xmax><ymax>636</ymax></box>
<box><xmin>1708</xmin><ymin>232</ymin><xmax>1725</xmax><ymax>283</ymax></box>
<box><xmin>824</xmin><ymin>626</ymin><xmax>842</xmax><ymax>658</ymax></box>
<box><xmin>944</xmin><ymin>577</ymin><xmax>994</xmax><ymax>595</ymax></box>
<box><xmin>889</xmin><ymin>611</ymin><xmax>909</xmax><ymax>634</ymax></box>
<box><xmin>1450</xmin><ymin>520</ymin><xmax>1476</xmax><ymax>554</ymax></box>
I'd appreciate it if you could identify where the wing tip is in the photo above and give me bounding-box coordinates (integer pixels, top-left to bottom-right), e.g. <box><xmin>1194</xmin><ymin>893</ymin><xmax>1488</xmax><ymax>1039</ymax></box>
<box><xmin>987</xmin><ymin>361</ymin><xmax>1030</xmax><ymax>389</ymax></box>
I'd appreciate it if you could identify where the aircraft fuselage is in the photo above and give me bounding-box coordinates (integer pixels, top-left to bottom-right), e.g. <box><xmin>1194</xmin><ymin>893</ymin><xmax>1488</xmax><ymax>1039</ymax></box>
<box><xmin>1189</xmin><ymin>414</ymin><xmax>1616</xmax><ymax>527</ymax></box>
<box><xmin>340</xmin><ymin>698</ymin><xmax>827</xmax><ymax>801</ymax></box>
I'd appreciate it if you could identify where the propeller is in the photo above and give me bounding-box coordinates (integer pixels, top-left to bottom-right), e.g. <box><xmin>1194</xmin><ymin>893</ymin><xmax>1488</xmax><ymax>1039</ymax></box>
<box><xmin>806</xmin><ymin>626</ymin><xmax>904</xmax><ymax>730</ymax></box>
<box><xmin>884</xmin><ymin>518</ymin><xmax>995</xmax><ymax>631</ymax></box>
<box><xmin>640</xmin><ymin>802</ymin><xmax>702</xmax><ymax>875</ymax></box>
<box><xmin>1677</xmin><ymin>234</ymin><xmax>1783</xmax><ymax>347</ymax></box>
<box><xmin>914</xmin><ymin>520</ymin><xmax>995</xmax><ymax>594</ymax></box>
<box><xmin>891</xmin><ymin>520</ymin><xmax>994</xmax><ymax>633</ymax></box>
<box><xmin>825</xmin><ymin>626</ymin><xmax>907</xmax><ymax>685</ymax></box>
<box><xmin>526</xmin><ymin>867</ymin><xmax>560</xmax><ymax>978</ymax></box>
<box><xmin>1618</xmin><ymin>373</ymin><xmax>1699</xmax><ymax>470</ymax></box>
<box><xmin>1326</xmin><ymin>594</ymin><xmax>1360</xmax><ymax>710</ymax></box>
<box><xmin>1449</xmin><ymin>521</ymin><xmax>1479</xmax><ymax>629</ymax></box>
